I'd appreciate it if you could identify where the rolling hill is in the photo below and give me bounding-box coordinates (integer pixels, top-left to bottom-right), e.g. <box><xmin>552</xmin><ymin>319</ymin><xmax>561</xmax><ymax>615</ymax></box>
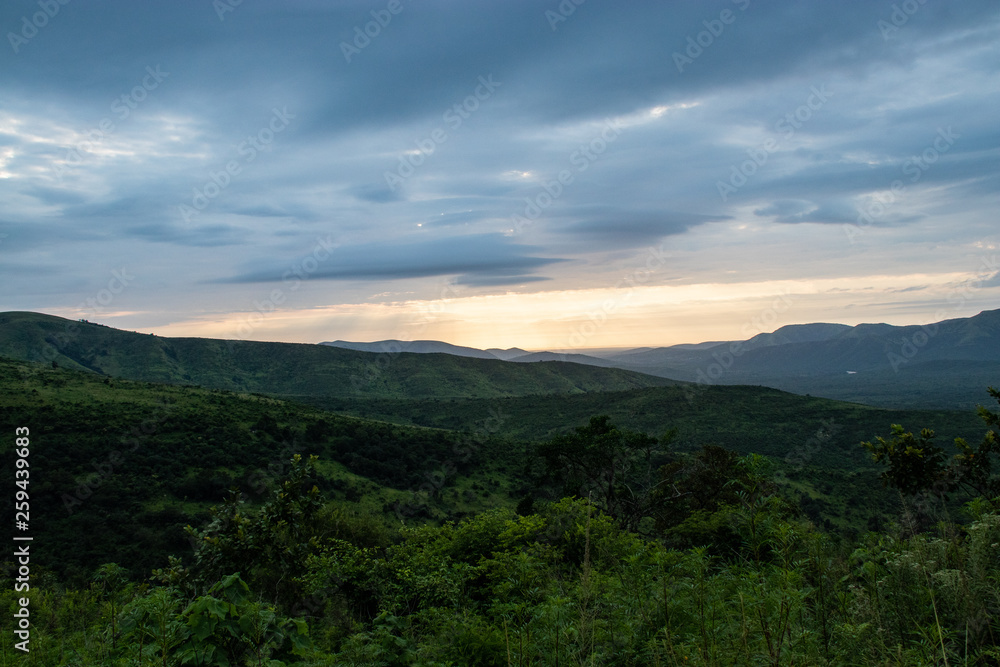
<box><xmin>0</xmin><ymin>311</ymin><xmax>676</xmax><ymax>401</ymax></box>
<box><xmin>323</xmin><ymin>338</ymin><xmax>503</xmax><ymax>360</ymax></box>
<box><xmin>600</xmin><ymin>309</ymin><xmax>1000</xmax><ymax>408</ymax></box>
<box><xmin>0</xmin><ymin>356</ymin><xmax>525</xmax><ymax>584</ymax></box>
<box><xmin>317</xmin><ymin>310</ymin><xmax>1000</xmax><ymax>408</ymax></box>
<box><xmin>2</xmin><ymin>350</ymin><xmax>992</xmax><ymax>586</ymax></box>
<box><xmin>316</xmin><ymin>310</ymin><xmax>1000</xmax><ymax>409</ymax></box>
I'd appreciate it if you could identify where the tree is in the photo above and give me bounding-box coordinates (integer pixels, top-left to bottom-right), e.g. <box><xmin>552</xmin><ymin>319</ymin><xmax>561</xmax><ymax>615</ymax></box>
<box><xmin>175</xmin><ymin>573</ymin><xmax>309</xmax><ymax>666</ymax></box>
<box><xmin>535</xmin><ymin>415</ymin><xmax>669</xmax><ymax>531</ymax></box>
<box><xmin>93</xmin><ymin>563</ymin><xmax>131</xmax><ymax>651</ymax></box>
<box><xmin>156</xmin><ymin>454</ymin><xmax>326</xmax><ymax>611</ymax></box>
<box><xmin>862</xmin><ymin>386</ymin><xmax>1000</xmax><ymax>507</ymax></box>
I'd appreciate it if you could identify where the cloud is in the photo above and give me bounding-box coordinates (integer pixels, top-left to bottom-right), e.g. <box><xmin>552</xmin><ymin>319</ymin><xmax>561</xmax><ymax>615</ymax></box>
<box><xmin>219</xmin><ymin>233</ymin><xmax>566</xmax><ymax>284</ymax></box>
<box><xmin>455</xmin><ymin>274</ymin><xmax>551</xmax><ymax>287</ymax></box>
<box><xmin>754</xmin><ymin>199</ymin><xmax>858</xmax><ymax>224</ymax></box>
<box><xmin>348</xmin><ymin>184</ymin><xmax>404</xmax><ymax>204</ymax></box>
<box><xmin>125</xmin><ymin>222</ymin><xmax>249</xmax><ymax>247</ymax></box>
<box><xmin>1</xmin><ymin>0</ymin><xmax>998</xmax><ymax>344</ymax></box>
<box><xmin>556</xmin><ymin>208</ymin><xmax>729</xmax><ymax>241</ymax></box>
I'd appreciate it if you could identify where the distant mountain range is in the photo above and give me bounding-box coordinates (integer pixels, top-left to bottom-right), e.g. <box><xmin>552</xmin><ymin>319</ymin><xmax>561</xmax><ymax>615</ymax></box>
<box><xmin>321</xmin><ymin>339</ymin><xmax>617</xmax><ymax>367</ymax></box>
<box><xmin>602</xmin><ymin>312</ymin><xmax>1000</xmax><ymax>376</ymax></box>
<box><xmin>3</xmin><ymin>308</ymin><xmax>998</xmax><ymax>409</ymax></box>
<box><xmin>321</xmin><ymin>339</ymin><xmax>529</xmax><ymax>361</ymax></box>
<box><xmin>326</xmin><ymin>309</ymin><xmax>1000</xmax><ymax>409</ymax></box>
<box><xmin>598</xmin><ymin>310</ymin><xmax>1000</xmax><ymax>408</ymax></box>
<box><xmin>0</xmin><ymin>312</ymin><xmax>674</xmax><ymax>402</ymax></box>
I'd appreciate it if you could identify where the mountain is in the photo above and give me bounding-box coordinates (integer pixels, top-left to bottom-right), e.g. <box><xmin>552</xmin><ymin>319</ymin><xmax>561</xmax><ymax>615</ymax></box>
<box><xmin>6</xmin><ymin>309</ymin><xmax>997</xmax><ymax>409</ymax></box>
<box><xmin>507</xmin><ymin>351</ymin><xmax>619</xmax><ymax>367</ymax></box>
<box><xmin>740</xmin><ymin>322</ymin><xmax>854</xmax><ymax>350</ymax></box>
<box><xmin>0</xmin><ymin>312</ymin><xmax>676</xmax><ymax>401</ymax></box>
<box><xmin>604</xmin><ymin>322</ymin><xmax>852</xmax><ymax>367</ymax></box>
<box><xmin>668</xmin><ymin>341</ymin><xmax>730</xmax><ymax>351</ymax></box>
<box><xmin>485</xmin><ymin>347</ymin><xmax>531</xmax><ymax>360</ymax></box>
<box><xmin>322</xmin><ymin>339</ymin><xmax>500</xmax><ymax>359</ymax></box>
<box><xmin>600</xmin><ymin>309</ymin><xmax>1000</xmax><ymax>409</ymax></box>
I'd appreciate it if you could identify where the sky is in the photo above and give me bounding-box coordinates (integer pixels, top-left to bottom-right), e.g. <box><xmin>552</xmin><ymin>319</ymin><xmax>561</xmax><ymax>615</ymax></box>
<box><xmin>1</xmin><ymin>0</ymin><xmax>998</xmax><ymax>351</ymax></box>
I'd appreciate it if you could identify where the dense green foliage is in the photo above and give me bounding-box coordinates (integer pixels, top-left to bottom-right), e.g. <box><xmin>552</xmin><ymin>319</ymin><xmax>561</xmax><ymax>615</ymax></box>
<box><xmin>319</xmin><ymin>384</ymin><xmax>988</xmax><ymax>535</ymax></box>
<box><xmin>3</xmin><ymin>343</ymin><xmax>1000</xmax><ymax>664</ymax></box>
<box><xmin>2</xmin><ymin>353</ymin><xmax>990</xmax><ymax>587</ymax></box>
<box><xmin>0</xmin><ymin>357</ymin><xmax>509</xmax><ymax>584</ymax></box>
<box><xmin>314</xmin><ymin>385</ymin><xmax>987</xmax><ymax>464</ymax></box>
<box><xmin>3</xmin><ymin>452</ymin><xmax>1000</xmax><ymax>665</ymax></box>
<box><xmin>862</xmin><ymin>388</ymin><xmax>1000</xmax><ymax>505</ymax></box>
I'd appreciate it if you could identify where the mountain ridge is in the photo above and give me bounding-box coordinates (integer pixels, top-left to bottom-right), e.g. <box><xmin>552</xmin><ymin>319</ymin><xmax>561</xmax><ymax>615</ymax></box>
<box><xmin>0</xmin><ymin>311</ymin><xmax>675</xmax><ymax>401</ymax></box>
<box><xmin>317</xmin><ymin>309</ymin><xmax>1000</xmax><ymax>408</ymax></box>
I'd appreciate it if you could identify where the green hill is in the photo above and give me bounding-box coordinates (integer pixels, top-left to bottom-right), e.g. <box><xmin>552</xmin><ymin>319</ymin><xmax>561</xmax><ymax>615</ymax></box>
<box><xmin>3</xmin><ymin>349</ymin><xmax>991</xmax><ymax>583</ymax></box>
<box><xmin>0</xmin><ymin>356</ymin><xmax>524</xmax><ymax>584</ymax></box>
<box><xmin>311</xmin><ymin>385</ymin><xmax>991</xmax><ymax>534</ymax></box>
<box><xmin>314</xmin><ymin>384</ymin><xmax>988</xmax><ymax>467</ymax></box>
<box><xmin>0</xmin><ymin>311</ymin><xmax>676</xmax><ymax>399</ymax></box>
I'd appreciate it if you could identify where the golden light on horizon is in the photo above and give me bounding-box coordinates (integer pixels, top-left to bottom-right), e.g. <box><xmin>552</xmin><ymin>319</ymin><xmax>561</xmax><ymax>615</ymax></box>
<box><xmin>132</xmin><ymin>270</ymin><xmax>978</xmax><ymax>350</ymax></box>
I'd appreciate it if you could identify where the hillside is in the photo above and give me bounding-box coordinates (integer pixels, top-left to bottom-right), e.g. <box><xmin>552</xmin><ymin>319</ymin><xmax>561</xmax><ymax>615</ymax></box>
<box><xmin>0</xmin><ymin>312</ymin><xmax>675</xmax><ymax>400</ymax></box>
<box><xmin>599</xmin><ymin>309</ymin><xmax>1000</xmax><ymax>408</ymax></box>
<box><xmin>0</xmin><ymin>356</ymin><xmax>526</xmax><ymax>584</ymax></box>
<box><xmin>508</xmin><ymin>350</ymin><xmax>619</xmax><ymax>366</ymax></box>
<box><xmin>323</xmin><ymin>339</ymin><xmax>532</xmax><ymax>361</ymax></box>
<box><xmin>6</xmin><ymin>355</ymin><xmax>997</xmax><ymax>664</ymax></box>
<box><xmin>322</xmin><ymin>338</ymin><xmax>501</xmax><ymax>359</ymax></box>
<box><xmin>315</xmin><ymin>384</ymin><xmax>987</xmax><ymax>468</ymax></box>
<box><xmin>3</xmin><ymin>353</ymin><xmax>999</xmax><ymax>663</ymax></box>
<box><xmin>3</xmin><ymin>350</ymin><xmax>991</xmax><ymax>582</ymax></box>
<box><xmin>313</xmin><ymin>381</ymin><xmax>991</xmax><ymax>535</ymax></box>
<box><xmin>292</xmin><ymin>311</ymin><xmax>1000</xmax><ymax>408</ymax></box>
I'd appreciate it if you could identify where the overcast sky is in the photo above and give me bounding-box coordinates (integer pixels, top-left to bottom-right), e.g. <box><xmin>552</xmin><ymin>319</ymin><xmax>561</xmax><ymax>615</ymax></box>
<box><xmin>1</xmin><ymin>0</ymin><xmax>998</xmax><ymax>350</ymax></box>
